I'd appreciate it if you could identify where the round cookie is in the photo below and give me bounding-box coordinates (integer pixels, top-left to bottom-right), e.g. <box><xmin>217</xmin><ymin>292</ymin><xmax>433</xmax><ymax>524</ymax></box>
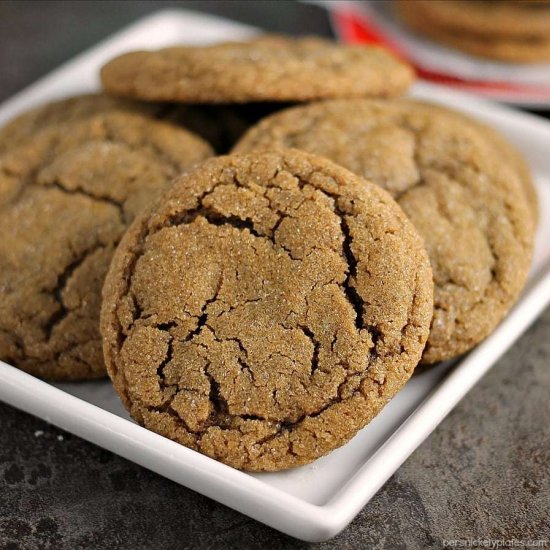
<box><xmin>395</xmin><ymin>1</ymin><xmax>550</xmax><ymax>62</ymax></box>
<box><xmin>100</xmin><ymin>35</ymin><xmax>414</xmax><ymax>104</ymax></box>
<box><xmin>0</xmin><ymin>93</ymin><xmax>162</xmax><ymax>156</ymax></box>
<box><xmin>426</xmin><ymin>32</ymin><xmax>550</xmax><ymax>64</ymax></box>
<box><xmin>233</xmin><ymin>99</ymin><xmax>534</xmax><ymax>363</ymax></box>
<box><xmin>0</xmin><ymin>111</ymin><xmax>213</xmax><ymax>380</ymax></box>
<box><xmin>396</xmin><ymin>0</ymin><xmax>550</xmax><ymax>40</ymax></box>
<box><xmin>100</xmin><ymin>150</ymin><xmax>434</xmax><ymax>471</ymax></box>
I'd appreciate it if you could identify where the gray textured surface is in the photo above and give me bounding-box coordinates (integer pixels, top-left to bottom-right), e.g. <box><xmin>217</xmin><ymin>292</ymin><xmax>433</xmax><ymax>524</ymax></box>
<box><xmin>0</xmin><ymin>2</ymin><xmax>549</xmax><ymax>548</ymax></box>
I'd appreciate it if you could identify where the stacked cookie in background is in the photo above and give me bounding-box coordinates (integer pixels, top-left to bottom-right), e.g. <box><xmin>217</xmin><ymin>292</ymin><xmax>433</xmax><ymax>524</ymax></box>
<box><xmin>0</xmin><ymin>36</ymin><xmax>537</xmax><ymax>471</ymax></box>
<box><xmin>395</xmin><ymin>0</ymin><xmax>550</xmax><ymax>63</ymax></box>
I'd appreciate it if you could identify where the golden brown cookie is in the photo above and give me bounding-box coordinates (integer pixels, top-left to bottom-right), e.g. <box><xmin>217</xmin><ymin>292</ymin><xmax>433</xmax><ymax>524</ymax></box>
<box><xmin>0</xmin><ymin>112</ymin><xmax>213</xmax><ymax>380</ymax></box>
<box><xmin>423</xmin><ymin>31</ymin><xmax>550</xmax><ymax>63</ymax></box>
<box><xmin>395</xmin><ymin>0</ymin><xmax>550</xmax><ymax>62</ymax></box>
<box><xmin>100</xmin><ymin>150</ymin><xmax>433</xmax><ymax>471</ymax></box>
<box><xmin>233</xmin><ymin>99</ymin><xmax>535</xmax><ymax>363</ymax></box>
<box><xmin>100</xmin><ymin>36</ymin><xmax>414</xmax><ymax>104</ymax></box>
<box><xmin>396</xmin><ymin>0</ymin><xmax>550</xmax><ymax>39</ymax></box>
<box><xmin>0</xmin><ymin>93</ymin><xmax>161</xmax><ymax>156</ymax></box>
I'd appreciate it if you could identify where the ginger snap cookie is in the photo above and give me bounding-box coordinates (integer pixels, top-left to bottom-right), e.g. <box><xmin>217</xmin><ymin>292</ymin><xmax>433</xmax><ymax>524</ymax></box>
<box><xmin>397</xmin><ymin>13</ymin><xmax>550</xmax><ymax>63</ymax></box>
<box><xmin>100</xmin><ymin>150</ymin><xmax>433</xmax><ymax>471</ymax></box>
<box><xmin>0</xmin><ymin>93</ymin><xmax>161</xmax><ymax>156</ymax></box>
<box><xmin>100</xmin><ymin>36</ymin><xmax>414</xmax><ymax>104</ymax></box>
<box><xmin>233</xmin><ymin>100</ymin><xmax>535</xmax><ymax>363</ymax></box>
<box><xmin>395</xmin><ymin>0</ymin><xmax>550</xmax><ymax>62</ymax></box>
<box><xmin>397</xmin><ymin>0</ymin><xmax>550</xmax><ymax>39</ymax></box>
<box><xmin>0</xmin><ymin>112</ymin><xmax>213</xmax><ymax>380</ymax></box>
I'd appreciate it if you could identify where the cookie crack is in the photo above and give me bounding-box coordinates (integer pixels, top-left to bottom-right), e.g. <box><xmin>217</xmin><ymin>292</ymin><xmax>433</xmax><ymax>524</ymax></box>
<box><xmin>237</xmin><ymin>357</ymin><xmax>257</xmax><ymax>385</ymax></box>
<box><xmin>297</xmin><ymin>325</ymin><xmax>321</xmax><ymax>376</ymax></box>
<box><xmin>295</xmin><ymin>172</ymin><xmax>384</xmax><ymax>354</ymax></box>
<box><xmin>40</xmin><ymin>179</ymin><xmax>125</xmax><ymax>223</ymax></box>
<box><xmin>187</xmin><ymin>271</ymin><xmax>224</xmax><ymax>340</ymax></box>
<box><xmin>102</xmin><ymin>118</ymin><xmax>182</xmax><ymax>176</ymax></box>
<box><xmin>339</xmin><ymin>215</ymin><xmax>364</xmax><ymax>331</ymax></box>
<box><xmin>151</xmin><ymin>274</ymin><xmax>229</xmax><ymax>426</ymax></box>
<box><xmin>0</xmin><ymin>327</ymin><xmax>25</xmax><ymax>361</ymax></box>
<box><xmin>48</xmin><ymin>339</ymin><xmax>102</xmax><ymax>374</ymax></box>
<box><xmin>44</xmin><ymin>244</ymin><xmax>105</xmax><ymax>341</ymax></box>
<box><xmin>144</xmin><ymin>403</ymin><xmax>197</xmax><ymax>434</ymax></box>
<box><xmin>163</xmin><ymin>175</ymin><xmax>315</xmax><ymax>261</ymax></box>
<box><xmin>205</xmin><ymin>368</ymin><xmax>229</xmax><ymax>420</ymax></box>
<box><xmin>156</xmin><ymin>332</ymin><xmax>174</xmax><ymax>391</ymax></box>
<box><xmin>111</xmin><ymin>188</ymin><xmax>217</xmax><ymax>401</ymax></box>
<box><xmin>168</xmin><ymin>206</ymin><xmax>262</xmax><ymax>239</ymax></box>
<box><xmin>250</xmin><ymin>385</ymin><xmax>369</xmax><ymax>459</ymax></box>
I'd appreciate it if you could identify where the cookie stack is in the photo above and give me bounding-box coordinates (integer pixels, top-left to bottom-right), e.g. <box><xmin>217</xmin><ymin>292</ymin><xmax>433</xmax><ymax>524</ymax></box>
<box><xmin>395</xmin><ymin>0</ymin><xmax>550</xmax><ymax>62</ymax></box>
<box><xmin>0</xmin><ymin>36</ymin><xmax>536</xmax><ymax>471</ymax></box>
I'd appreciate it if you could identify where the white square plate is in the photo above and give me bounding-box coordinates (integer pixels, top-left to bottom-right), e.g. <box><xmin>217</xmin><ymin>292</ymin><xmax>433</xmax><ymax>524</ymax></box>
<box><xmin>1</xmin><ymin>10</ymin><xmax>549</xmax><ymax>543</ymax></box>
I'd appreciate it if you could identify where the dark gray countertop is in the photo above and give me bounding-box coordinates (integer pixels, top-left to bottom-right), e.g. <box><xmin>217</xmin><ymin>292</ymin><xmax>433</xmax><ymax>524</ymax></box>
<box><xmin>0</xmin><ymin>2</ymin><xmax>548</xmax><ymax>548</ymax></box>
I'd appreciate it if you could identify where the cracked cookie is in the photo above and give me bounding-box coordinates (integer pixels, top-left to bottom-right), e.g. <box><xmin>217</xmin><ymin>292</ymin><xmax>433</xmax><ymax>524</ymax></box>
<box><xmin>0</xmin><ymin>111</ymin><xmax>213</xmax><ymax>380</ymax></box>
<box><xmin>100</xmin><ymin>36</ymin><xmax>414</xmax><ymax>104</ymax></box>
<box><xmin>233</xmin><ymin>99</ymin><xmax>535</xmax><ymax>363</ymax></box>
<box><xmin>100</xmin><ymin>149</ymin><xmax>434</xmax><ymax>471</ymax></box>
<box><xmin>0</xmin><ymin>93</ymin><xmax>161</xmax><ymax>156</ymax></box>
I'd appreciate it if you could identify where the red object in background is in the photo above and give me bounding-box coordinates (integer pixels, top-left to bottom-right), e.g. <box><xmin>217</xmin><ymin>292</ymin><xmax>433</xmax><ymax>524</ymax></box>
<box><xmin>333</xmin><ymin>8</ymin><xmax>550</xmax><ymax>100</ymax></box>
